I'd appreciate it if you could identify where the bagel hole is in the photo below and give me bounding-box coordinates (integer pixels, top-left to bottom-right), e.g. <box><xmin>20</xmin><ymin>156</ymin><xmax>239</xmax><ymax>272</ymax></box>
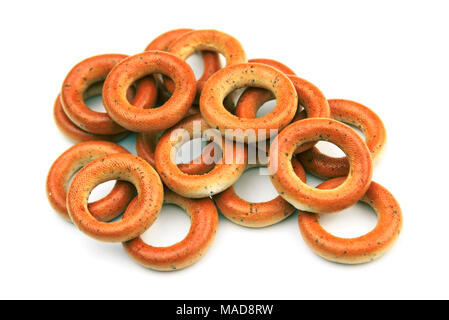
<box><xmin>319</xmin><ymin>202</ymin><xmax>377</xmax><ymax>238</ymax></box>
<box><xmin>87</xmin><ymin>180</ymin><xmax>116</xmax><ymax>203</ymax></box>
<box><xmin>176</xmin><ymin>138</ymin><xmax>209</xmax><ymax>164</ymax></box>
<box><xmin>186</xmin><ymin>52</ymin><xmax>205</xmax><ymax>80</ymax></box>
<box><xmin>84</xmin><ymin>94</ymin><xmax>106</xmax><ymax>113</ymax></box>
<box><xmin>256</xmin><ymin>99</ymin><xmax>277</xmax><ymax>118</ymax></box>
<box><xmin>140</xmin><ymin>204</ymin><xmax>191</xmax><ymax>246</ymax></box>
<box><xmin>315</xmin><ymin>141</ymin><xmax>346</xmax><ymax>158</ymax></box>
<box><xmin>234</xmin><ymin>167</ymin><xmax>279</xmax><ymax>202</ymax></box>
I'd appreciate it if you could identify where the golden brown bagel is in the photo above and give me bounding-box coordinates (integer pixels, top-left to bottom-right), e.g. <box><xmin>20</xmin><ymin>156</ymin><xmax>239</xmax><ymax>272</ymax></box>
<box><xmin>298</xmin><ymin>177</ymin><xmax>402</xmax><ymax>264</ymax></box>
<box><xmin>61</xmin><ymin>54</ymin><xmax>157</xmax><ymax>135</ymax></box>
<box><xmin>214</xmin><ymin>157</ymin><xmax>306</xmax><ymax>228</ymax></box>
<box><xmin>154</xmin><ymin>114</ymin><xmax>247</xmax><ymax>198</ymax></box>
<box><xmin>103</xmin><ymin>51</ymin><xmax>197</xmax><ymax>132</ymax></box>
<box><xmin>66</xmin><ymin>153</ymin><xmax>163</xmax><ymax>242</ymax></box>
<box><xmin>46</xmin><ymin>141</ymin><xmax>135</xmax><ymax>222</ymax></box>
<box><xmin>123</xmin><ymin>189</ymin><xmax>218</xmax><ymax>271</ymax></box>
<box><xmin>298</xmin><ymin>99</ymin><xmax>387</xmax><ymax>178</ymax></box>
<box><xmin>269</xmin><ymin>118</ymin><xmax>373</xmax><ymax>214</ymax></box>
<box><xmin>200</xmin><ymin>63</ymin><xmax>298</xmax><ymax>142</ymax></box>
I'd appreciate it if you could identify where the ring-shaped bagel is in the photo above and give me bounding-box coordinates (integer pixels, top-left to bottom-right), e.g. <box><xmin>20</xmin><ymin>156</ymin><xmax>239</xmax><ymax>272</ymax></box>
<box><xmin>200</xmin><ymin>63</ymin><xmax>298</xmax><ymax>142</ymax></box>
<box><xmin>103</xmin><ymin>51</ymin><xmax>197</xmax><ymax>132</ymax></box>
<box><xmin>53</xmin><ymin>80</ymin><xmax>150</xmax><ymax>142</ymax></box>
<box><xmin>155</xmin><ymin>114</ymin><xmax>247</xmax><ymax>198</ymax></box>
<box><xmin>61</xmin><ymin>54</ymin><xmax>157</xmax><ymax>135</ymax></box>
<box><xmin>46</xmin><ymin>141</ymin><xmax>135</xmax><ymax>222</ymax></box>
<box><xmin>298</xmin><ymin>177</ymin><xmax>402</xmax><ymax>264</ymax></box>
<box><xmin>268</xmin><ymin>118</ymin><xmax>373</xmax><ymax>214</ymax></box>
<box><xmin>235</xmin><ymin>74</ymin><xmax>330</xmax><ymax>152</ymax></box>
<box><xmin>146</xmin><ymin>28</ymin><xmax>221</xmax><ymax>98</ymax></box>
<box><xmin>122</xmin><ymin>189</ymin><xmax>218</xmax><ymax>271</ymax></box>
<box><xmin>66</xmin><ymin>153</ymin><xmax>164</xmax><ymax>242</ymax></box>
<box><xmin>136</xmin><ymin>131</ymin><xmax>215</xmax><ymax>175</ymax></box>
<box><xmin>298</xmin><ymin>99</ymin><xmax>387</xmax><ymax>178</ymax></box>
<box><xmin>168</xmin><ymin>29</ymin><xmax>246</xmax><ymax>68</ymax></box>
<box><xmin>214</xmin><ymin>158</ymin><xmax>306</xmax><ymax>228</ymax></box>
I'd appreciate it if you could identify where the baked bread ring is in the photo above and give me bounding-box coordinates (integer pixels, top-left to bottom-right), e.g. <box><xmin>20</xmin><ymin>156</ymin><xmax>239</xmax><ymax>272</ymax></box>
<box><xmin>168</xmin><ymin>29</ymin><xmax>246</xmax><ymax>69</ymax></box>
<box><xmin>122</xmin><ymin>189</ymin><xmax>218</xmax><ymax>271</ymax></box>
<box><xmin>214</xmin><ymin>157</ymin><xmax>306</xmax><ymax>228</ymax></box>
<box><xmin>268</xmin><ymin>118</ymin><xmax>373</xmax><ymax>214</ymax></box>
<box><xmin>103</xmin><ymin>51</ymin><xmax>197</xmax><ymax>132</ymax></box>
<box><xmin>67</xmin><ymin>153</ymin><xmax>164</xmax><ymax>242</ymax></box>
<box><xmin>298</xmin><ymin>99</ymin><xmax>387</xmax><ymax>178</ymax></box>
<box><xmin>235</xmin><ymin>74</ymin><xmax>330</xmax><ymax>153</ymax></box>
<box><xmin>200</xmin><ymin>63</ymin><xmax>298</xmax><ymax>142</ymax></box>
<box><xmin>247</xmin><ymin>58</ymin><xmax>296</xmax><ymax>76</ymax></box>
<box><xmin>136</xmin><ymin>131</ymin><xmax>215</xmax><ymax>175</ymax></box>
<box><xmin>46</xmin><ymin>141</ymin><xmax>135</xmax><ymax>222</ymax></box>
<box><xmin>53</xmin><ymin>79</ymin><xmax>154</xmax><ymax>142</ymax></box>
<box><xmin>61</xmin><ymin>54</ymin><xmax>157</xmax><ymax>135</ymax></box>
<box><xmin>154</xmin><ymin>114</ymin><xmax>247</xmax><ymax>198</ymax></box>
<box><xmin>146</xmin><ymin>28</ymin><xmax>221</xmax><ymax>99</ymax></box>
<box><xmin>298</xmin><ymin>177</ymin><xmax>402</xmax><ymax>264</ymax></box>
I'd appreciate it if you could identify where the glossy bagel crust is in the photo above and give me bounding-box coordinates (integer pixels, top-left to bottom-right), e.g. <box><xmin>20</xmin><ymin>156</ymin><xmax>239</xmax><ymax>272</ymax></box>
<box><xmin>235</xmin><ymin>75</ymin><xmax>330</xmax><ymax>152</ymax></box>
<box><xmin>46</xmin><ymin>141</ymin><xmax>135</xmax><ymax>222</ymax></box>
<box><xmin>168</xmin><ymin>29</ymin><xmax>246</xmax><ymax>68</ymax></box>
<box><xmin>269</xmin><ymin>118</ymin><xmax>373</xmax><ymax>214</ymax></box>
<box><xmin>123</xmin><ymin>189</ymin><xmax>218</xmax><ymax>271</ymax></box>
<box><xmin>67</xmin><ymin>153</ymin><xmax>164</xmax><ymax>242</ymax></box>
<box><xmin>298</xmin><ymin>99</ymin><xmax>387</xmax><ymax>178</ymax></box>
<box><xmin>146</xmin><ymin>28</ymin><xmax>221</xmax><ymax>98</ymax></box>
<box><xmin>136</xmin><ymin>131</ymin><xmax>215</xmax><ymax>175</ymax></box>
<box><xmin>155</xmin><ymin>114</ymin><xmax>247</xmax><ymax>198</ymax></box>
<box><xmin>200</xmin><ymin>63</ymin><xmax>298</xmax><ymax>142</ymax></box>
<box><xmin>103</xmin><ymin>51</ymin><xmax>197</xmax><ymax>132</ymax></box>
<box><xmin>53</xmin><ymin>80</ymin><xmax>149</xmax><ymax>143</ymax></box>
<box><xmin>61</xmin><ymin>54</ymin><xmax>157</xmax><ymax>135</ymax></box>
<box><xmin>298</xmin><ymin>177</ymin><xmax>402</xmax><ymax>264</ymax></box>
<box><xmin>214</xmin><ymin>158</ymin><xmax>306</xmax><ymax>228</ymax></box>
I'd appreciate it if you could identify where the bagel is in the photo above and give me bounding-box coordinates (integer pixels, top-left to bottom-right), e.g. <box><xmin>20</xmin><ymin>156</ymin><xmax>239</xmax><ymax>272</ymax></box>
<box><xmin>61</xmin><ymin>54</ymin><xmax>157</xmax><ymax>135</ymax></box>
<box><xmin>214</xmin><ymin>157</ymin><xmax>306</xmax><ymax>228</ymax></box>
<box><xmin>298</xmin><ymin>99</ymin><xmax>387</xmax><ymax>178</ymax></box>
<box><xmin>154</xmin><ymin>114</ymin><xmax>247</xmax><ymax>198</ymax></box>
<box><xmin>269</xmin><ymin>118</ymin><xmax>373</xmax><ymax>214</ymax></box>
<box><xmin>298</xmin><ymin>177</ymin><xmax>402</xmax><ymax>264</ymax></box>
<box><xmin>136</xmin><ymin>131</ymin><xmax>215</xmax><ymax>175</ymax></box>
<box><xmin>46</xmin><ymin>141</ymin><xmax>135</xmax><ymax>222</ymax></box>
<box><xmin>146</xmin><ymin>28</ymin><xmax>221</xmax><ymax>99</ymax></box>
<box><xmin>200</xmin><ymin>63</ymin><xmax>298</xmax><ymax>142</ymax></box>
<box><xmin>66</xmin><ymin>153</ymin><xmax>164</xmax><ymax>242</ymax></box>
<box><xmin>122</xmin><ymin>189</ymin><xmax>218</xmax><ymax>271</ymax></box>
<box><xmin>102</xmin><ymin>51</ymin><xmax>197</xmax><ymax>132</ymax></box>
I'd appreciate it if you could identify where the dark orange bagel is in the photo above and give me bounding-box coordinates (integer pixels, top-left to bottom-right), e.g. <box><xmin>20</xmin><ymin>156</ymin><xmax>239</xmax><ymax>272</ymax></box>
<box><xmin>53</xmin><ymin>94</ymin><xmax>130</xmax><ymax>143</ymax></box>
<box><xmin>136</xmin><ymin>131</ymin><xmax>215</xmax><ymax>175</ymax></box>
<box><xmin>61</xmin><ymin>54</ymin><xmax>157</xmax><ymax>135</ymax></box>
<box><xmin>298</xmin><ymin>177</ymin><xmax>402</xmax><ymax>264</ymax></box>
<box><xmin>248</xmin><ymin>58</ymin><xmax>296</xmax><ymax>76</ymax></box>
<box><xmin>53</xmin><ymin>80</ymin><xmax>144</xmax><ymax>143</ymax></box>
<box><xmin>67</xmin><ymin>153</ymin><xmax>164</xmax><ymax>242</ymax></box>
<box><xmin>155</xmin><ymin>114</ymin><xmax>247</xmax><ymax>198</ymax></box>
<box><xmin>146</xmin><ymin>28</ymin><xmax>221</xmax><ymax>98</ymax></box>
<box><xmin>46</xmin><ymin>141</ymin><xmax>135</xmax><ymax>222</ymax></box>
<box><xmin>268</xmin><ymin>118</ymin><xmax>373</xmax><ymax>214</ymax></box>
<box><xmin>200</xmin><ymin>63</ymin><xmax>298</xmax><ymax>142</ymax></box>
<box><xmin>298</xmin><ymin>99</ymin><xmax>387</xmax><ymax>178</ymax></box>
<box><xmin>214</xmin><ymin>158</ymin><xmax>306</xmax><ymax>228</ymax></box>
<box><xmin>122</xmin><ymin>189</ymin><xmax>218</xmax><ymax>271</ymax></box>
<box><xmin>103</xmin><ymin>51</ymin><xmax>197</xmax><ymax>132</ymax></box>
<box><xmin>168</xmin><ymin>29</ymin><xmax>246</xmax><ymax>69</ymax></box>
<box><xmin>235</xmin><ymin>74</ymin><xmax>330</xmax><ymax>153</ymax></box>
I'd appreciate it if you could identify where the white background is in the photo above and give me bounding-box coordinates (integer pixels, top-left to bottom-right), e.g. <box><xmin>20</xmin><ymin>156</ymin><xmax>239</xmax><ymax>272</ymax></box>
<box><xmin>1</xmin><ymin>0</ymin><xmax>448</xmax><ymax>300</ymax></box>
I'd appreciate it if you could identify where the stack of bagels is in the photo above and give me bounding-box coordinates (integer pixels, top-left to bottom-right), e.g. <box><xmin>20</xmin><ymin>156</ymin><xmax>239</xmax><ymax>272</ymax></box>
<box><xmin>47</xmin><ymin>29</ymin><xmax>402</xmax><ymax>271</ymax></box>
